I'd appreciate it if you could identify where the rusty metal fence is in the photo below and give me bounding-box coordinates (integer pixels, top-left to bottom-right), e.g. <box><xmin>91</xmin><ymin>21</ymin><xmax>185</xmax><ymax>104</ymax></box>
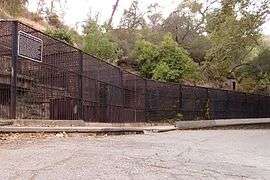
<box><xmin>0</xmin><ymin>20</ymin><xmax>269</xmax><ymax>122</ymax></box>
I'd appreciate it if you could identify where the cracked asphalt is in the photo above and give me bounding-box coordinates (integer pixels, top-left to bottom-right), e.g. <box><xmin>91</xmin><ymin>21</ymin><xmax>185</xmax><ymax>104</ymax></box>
<box><xmin>0</xmin><ymin>130</ymin><xmax>270</xmax><ymax>180</ymax></box>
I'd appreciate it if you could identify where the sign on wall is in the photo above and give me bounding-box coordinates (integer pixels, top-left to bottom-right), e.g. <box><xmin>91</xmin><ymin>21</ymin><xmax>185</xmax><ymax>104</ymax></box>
<box><xmin>18</xmin><ymin>31</ymin><xmax>43</xmax><ymax>62</ymax></box>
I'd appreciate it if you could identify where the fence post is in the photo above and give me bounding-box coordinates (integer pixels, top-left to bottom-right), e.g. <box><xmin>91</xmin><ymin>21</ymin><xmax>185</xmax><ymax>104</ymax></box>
<box><xmin>134</xmin><ymin>77</ymin><xmax>137</xmax><ymax>122</ymax></box>
<box><xmin>10</xmin><ymin>21</ymin><xmax>18</xmax><ymax>119</ymax></box>
<box><xmin>206</xmin><ymin>88</ymin><xmax>210</xmax><ymax>119</ymax></box>
<box><xmin>225</xmin><ymin>90</ymin><xmax>229</xmax><ymax>119</ymax></box>
<box><xmin>244</xmin><ymin>93</ymin><xmax>248</xmax><ymax>118</ymax></box>
<box><xmin>78</xmin><ymin>50</ymin><xmax>83</xmax><ymax>120</ymax></box>
<box><xmin>120</xmin><ymin>70</ymin><xmax>124</xmax><ymax>122</ymax></box>
<box><xmin>179</xmin><ymin>85</ymin><xmax>182</xmax><ymax>117</ymax></box>
<box><xmin>258</xmin><ymin>95</ymin><xmax>261</xmax><ymax>118</ymax></box>
<box><xmin>144</xmin><ymin>79</ymin><xmax>148</xmax><ymax>122</ymax></box>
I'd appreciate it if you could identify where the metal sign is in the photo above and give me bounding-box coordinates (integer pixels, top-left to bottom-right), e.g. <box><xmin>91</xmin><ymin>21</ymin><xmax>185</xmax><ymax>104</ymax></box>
<box><xmin>18</xmin><ymin>31</ymin><xmax>43</xmax><ymax>62</ymax></box>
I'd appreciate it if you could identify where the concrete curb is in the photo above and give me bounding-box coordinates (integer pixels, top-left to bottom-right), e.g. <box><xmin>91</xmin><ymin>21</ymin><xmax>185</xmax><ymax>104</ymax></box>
<box><xmin>176</xmin><ymin>118</ymin><xmax>270</xmax><ymax>129</ymax></box>
<box><xmin>9</xmin><ymin>119</ymin><xmax>173</xmax><ymax>127</ymax></box>
<box><xmin>0</xmin><ymin>121</ymin><xmax>13</xmax><ymax>126</ymax></box>
<box><xmin>0</xmin><ymin>126</ymin><xmax>177</xmax><ymax>134</ymax></box>
<box><xmin>12</xmin><ymin>119</ymin><xmax>85</xmax><ymax>127</ymax></box>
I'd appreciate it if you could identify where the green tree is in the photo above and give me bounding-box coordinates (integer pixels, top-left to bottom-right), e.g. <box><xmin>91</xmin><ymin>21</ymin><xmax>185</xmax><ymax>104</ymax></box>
<box><xmin>83</xmin><ymin>20</ymin><xmax>122</xmax><ymax>63</ymax></box>
<box><xmin>229</xmin><ymin>46</ymin><xmax>270</xmax><ymax>93</ymax></box>
<box><xmin>133</xmin><ymin>39</ymin><xmax>159</xmax><ymax>78</ymax></box>
<box><xmin>113</xmin><ymin>2</ymin><xmax>163</xmax><ymax>58</ymax></box>
<box><xmin>46</xmin><ymin>27</ymin><xmax>75</xmax><ymax>45</ymax></box>
<box><xmin>162</xmin><ymin>0</ymin><xmax>214</xmax><ymax>64</ymax></box>
<box><xmin>252</xmin><ymin>48</ymin><xmax>270</xmax><ymax>74</ymax></box>
<box><xmin>204</xmin><ymin>0</ymin><xmax>269</xmax><ymax>85</ymax></box>
<box><xmin>133</xmin><ymin>34</ymin><xmax>199</xmax><ymax>83</ymax></box>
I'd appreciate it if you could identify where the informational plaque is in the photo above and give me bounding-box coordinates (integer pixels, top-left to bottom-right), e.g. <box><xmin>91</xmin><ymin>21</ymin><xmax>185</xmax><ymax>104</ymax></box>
<box><xmin>18</xmin><ymin>31</ymin><xmax>43</xmax><ymax>62</ymax></box>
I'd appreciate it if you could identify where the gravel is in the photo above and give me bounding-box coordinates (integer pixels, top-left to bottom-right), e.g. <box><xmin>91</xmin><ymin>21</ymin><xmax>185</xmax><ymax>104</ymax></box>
<box><xmin>0</xmin><ymin>130</ymin><xmax>270</xmax><ymax>179</ymax></box>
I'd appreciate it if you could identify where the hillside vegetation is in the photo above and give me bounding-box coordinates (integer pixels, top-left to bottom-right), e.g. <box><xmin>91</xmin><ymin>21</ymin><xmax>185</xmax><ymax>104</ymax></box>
<box><xmin>1</xmin><ymin>0</ymin><xmax>270</xmax><ymax>94</ymax></box>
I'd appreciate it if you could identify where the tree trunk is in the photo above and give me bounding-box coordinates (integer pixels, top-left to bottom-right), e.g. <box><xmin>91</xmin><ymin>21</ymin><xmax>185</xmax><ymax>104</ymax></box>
<box><xmin>108</xmin><ymin>0</ymin><xmax>120</xmax><ymax>28</ymax></box>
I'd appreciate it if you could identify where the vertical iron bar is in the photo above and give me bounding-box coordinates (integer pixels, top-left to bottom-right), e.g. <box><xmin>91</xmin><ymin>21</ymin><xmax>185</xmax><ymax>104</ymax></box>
<box><xmin>244</xmin><ymin>93</ymin><xmax>247</xmax><ymax>118</ymax></box>
<box><xmin>179</xmin><ymin>85</ymin><xmax>182</xmax><ymax>116</ymax></box>
<box><xmin>10</xmin><ymin>21</ymin><xmax>18</xmax><ymax>119</ymax></box>
<box><xmin>120</xmin><ymin>70</ymin><xmax>124</xmax><ymax>122</ymax></box>
<box><xmin>206</xmin><ymin>88</ymin><xmax>210</xmax><ymax>119</ymax></box>
<box><xmin>97</xmin><ymin>60</ymin><xmax>100</xmax><ymax>122</ymax></box>
<box><xmin>144</xmin><ymin>79</ymin><xmax>147</xmax><ymax>122</ymax></box>
<box><xmin>134</xmin><ymin>77</ymin><xmax>137</xmax><ymax>122</ymax></box>
<box><xmin>78</xmin><ymin>50</ymin><xmax>83</xmax><ymax>120</ymax></box>
<box><xmin>258</xmin><ymin>95</ymin><xmax>261</xmax><ymax>118</ymax></box>
<box><xmin>225</xmin><ymin>90</ymin><xmax>229</xmax><ymax>119</ymax></box>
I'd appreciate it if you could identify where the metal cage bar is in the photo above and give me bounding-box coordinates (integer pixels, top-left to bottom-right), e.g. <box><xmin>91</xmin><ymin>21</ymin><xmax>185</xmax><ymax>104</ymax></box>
<box><xmin>0</xmin><ymin>20</ymin><xmax>269</xmax><ymax>122</ymax></box>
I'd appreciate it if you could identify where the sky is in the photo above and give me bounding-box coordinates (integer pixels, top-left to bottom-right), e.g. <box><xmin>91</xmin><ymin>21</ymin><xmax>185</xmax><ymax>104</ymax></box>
<box><xmin>27</xmin><ymin>0</ymin><xmax>270</xmax><ymax>35</ymax></box>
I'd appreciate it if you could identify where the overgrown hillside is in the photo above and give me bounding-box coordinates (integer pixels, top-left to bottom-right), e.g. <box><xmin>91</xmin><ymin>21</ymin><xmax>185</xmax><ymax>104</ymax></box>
<box><xmin>1</xmin><ymin>0</ymin><xmax>270</xmax><ymax>94</ymax></box>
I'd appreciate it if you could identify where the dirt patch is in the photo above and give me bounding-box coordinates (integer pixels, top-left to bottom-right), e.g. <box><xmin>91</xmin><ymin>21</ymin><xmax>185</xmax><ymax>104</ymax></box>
<box><xmin>0</xmin><ymin>133</ymin><xmax>53</xmax><ymax>147</ymax></box>
<box><xmin>0</xmin><ymin>131</ymin><xmax>136</xmax><ymax>147</ymax></box>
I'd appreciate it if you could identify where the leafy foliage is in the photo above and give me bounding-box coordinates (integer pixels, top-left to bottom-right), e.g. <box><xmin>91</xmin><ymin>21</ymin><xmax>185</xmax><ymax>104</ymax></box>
<box><xmin>11</xmin><ymin>0</ymin><xmax>270</xmax><ymax>93</ymax></box>
<box><xmin>46</xmin><ymin>13</ymin><xmax>63</xmax><ymax>28</ymax></box>
<box><xmin>83</xmin><ymin>20</ymin><xmax>122</xmax><ymax>63</ymax></box>
<box><xmin>134</xmin><ymin>34</ymin><xmax>199</xmax><ymax>83</ymax></box>
<box><xmin>252</xmin><ymin>48</ymin><xmax>270</xmax><ymax>74</ymax></box>
<box><xmin>0</xmin><ymin>0</ymin><xmax>28</xmax><ymax>17</ymax></box>
<box><xmin>232</xmin><ymin>47</ymin><xmax>270</xmax><ymax>93</ymax></box>
<box><xmin>46</xmin><ymin>27</ymin><xmax>75</xmax><ymax>45</ymax></box>
<box><xmin>133</xmin><ymin>39</ymin><xmax>159</xmax><ymax>78</ymax></box>
<box><xmin>204</xmin><ymin>0</ymin><xmax>270</xmax><ymax>85</ymax></box>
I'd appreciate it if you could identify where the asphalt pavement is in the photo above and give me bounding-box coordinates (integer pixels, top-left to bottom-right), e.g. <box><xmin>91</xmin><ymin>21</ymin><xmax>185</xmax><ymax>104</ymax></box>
<box><xmin>0</xmin><ymin>129</ymin><xmax>269</xmax><ymax>179</ymax></box>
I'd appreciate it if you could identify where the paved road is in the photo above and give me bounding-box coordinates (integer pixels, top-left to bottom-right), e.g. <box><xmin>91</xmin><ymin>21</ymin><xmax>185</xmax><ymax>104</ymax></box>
<box><xmin>0</xmin><ymin>130</ymin><xmax>270</xmax><ymax>180</ymax></box>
